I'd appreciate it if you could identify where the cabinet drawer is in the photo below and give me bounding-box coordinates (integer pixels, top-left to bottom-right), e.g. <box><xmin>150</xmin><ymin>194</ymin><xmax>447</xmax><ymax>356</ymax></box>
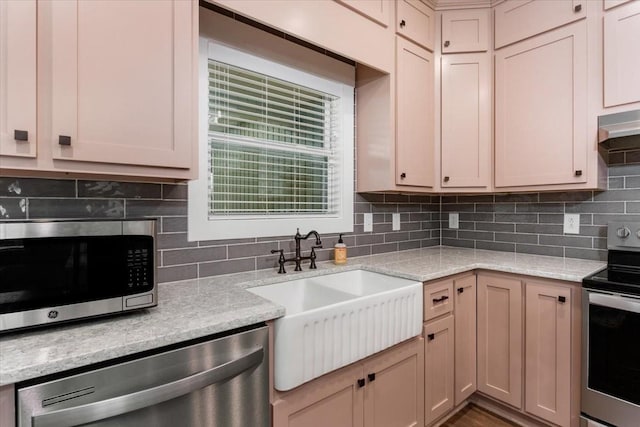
<box><xmin>494</xmin><ymin>0</ymin><xmax>585</xmax><ymax>49</ymax></box>
<box><xmin>396</xmin><ymin>0</ymin><xmax>434</xmax><ymax>51</ymax></box>
<box><xmin>441</xmin><ymin>8</ymin><xmax>490</xmax><ymax>53</ymax></box>
<box><xmin>424</xmin><ymin>281</ymin><xmax>454</xmax><ymax>321</ymax></box>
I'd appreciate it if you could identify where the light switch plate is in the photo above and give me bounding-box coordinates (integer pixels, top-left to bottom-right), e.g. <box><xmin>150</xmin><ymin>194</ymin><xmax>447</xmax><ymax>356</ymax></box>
<box><xmin>563</xmin><ymin>214</ymin><xmax>580</xmax><ymax>234</ymax></box>
<box><xmin>449</xmin><ymin>213</ymin><xmax>459</xmax><ymax>229</ymax></box>
<box><xmin>363</xmin><ymin>213</ymin><xmax>373</xmax><ymax>232</ymax></box>
<box><xmin>392</xmin><ymin>213</ymin><xmax>401</xmax><ymax>231</ymax></box>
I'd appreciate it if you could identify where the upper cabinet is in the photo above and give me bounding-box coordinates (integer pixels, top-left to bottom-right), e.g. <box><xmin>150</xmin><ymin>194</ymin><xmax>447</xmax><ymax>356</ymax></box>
<box><xmin>46</xmin><ymin>0</ymin><xmax>194</xmax><ymax>170</ymax></box>
<box><xmin>396</xmin><ymin>38</ymin><xmax>435</xmax><ymax>189</ymax></box>
<box><xmin>396</xmin><ymin>0</ymin><xmax>435</xmax><ymax>51</ymax></box>
<box><xmin>335</xmin><ymin>0</ymin><xmax>390</xmax><ymax>27</ymax></box>
<box><xmin>2</xmin><ymin>0</ymin><xmax>198</xmax><ymax>181</ymax></box>
<box><xmin>440</xmin><ymin>53</ymin><xmax>491</xmax><ymax>190</ymax></box>
<box><xmin>494</xmin><ymin>20</ymin><xmax>588</xmax><ymax>189</ymax></box>
<box><xmin>603</xmin><ymin>1</ymin><xmax>640</xmax><ymax>107</ymax></box>
<box><xmin>441</xmin><ymin>8</ymin><xmax>490</xmax><ymax>53</ymax></box>
<box><xmin>0</xmin><ymin>0</ymin><xmax>37</xmax><ymax>159</ymax></box>
<box><xmin>494</xmin><ymin>0</ymin><xmax>586</xmax><ymax>49</ymax></box>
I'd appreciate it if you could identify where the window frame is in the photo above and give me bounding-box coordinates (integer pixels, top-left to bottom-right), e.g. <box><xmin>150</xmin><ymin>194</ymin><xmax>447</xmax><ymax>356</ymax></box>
<box><xmin>188</xmin><ymin>36</ymin><xmax>354</xmax><ymax>241</ymax></box>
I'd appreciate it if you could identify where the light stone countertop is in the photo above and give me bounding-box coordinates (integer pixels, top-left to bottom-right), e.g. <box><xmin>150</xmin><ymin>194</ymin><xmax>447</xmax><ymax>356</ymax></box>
<box><xmin>0</xmin><ymin>246</ymin><xmax>605</xmax><ymax>386</ymax></box>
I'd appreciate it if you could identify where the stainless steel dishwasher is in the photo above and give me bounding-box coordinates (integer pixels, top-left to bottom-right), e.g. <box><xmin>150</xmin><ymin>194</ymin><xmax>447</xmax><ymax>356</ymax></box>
<box><xmin>16</xmin><ymin>325</ymin><xmax>269</xmax><ymax>427</ymax></box>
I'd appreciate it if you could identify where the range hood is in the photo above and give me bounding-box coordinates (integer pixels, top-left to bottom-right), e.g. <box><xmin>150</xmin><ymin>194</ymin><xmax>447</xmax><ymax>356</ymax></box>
<box><xmin>598</xmin><ymin>109</ymin><xmax>640</xmax><ymax>150</ymax></box>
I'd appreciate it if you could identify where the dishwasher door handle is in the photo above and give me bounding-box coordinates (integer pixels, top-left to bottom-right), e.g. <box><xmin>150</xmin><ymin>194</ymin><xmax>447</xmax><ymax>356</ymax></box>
<box><xmin>32</xmin><ymin>347</ymin><xmax>264</xmax><ymax>427</ymax></box>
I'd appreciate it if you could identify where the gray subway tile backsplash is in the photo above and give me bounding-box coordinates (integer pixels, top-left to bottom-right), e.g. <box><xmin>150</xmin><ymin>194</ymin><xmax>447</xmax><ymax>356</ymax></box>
<box><xmin>1</xmin><ymin>151</ymin><xmax>639</xmax><ymax>281</ymax></box>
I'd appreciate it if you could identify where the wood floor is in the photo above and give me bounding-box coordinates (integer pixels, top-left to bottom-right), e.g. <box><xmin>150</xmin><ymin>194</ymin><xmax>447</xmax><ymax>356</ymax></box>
<box><xmin>441</xmin><ymin>404</ymin><xmax>519</xmax><ymax>427</ymax></box>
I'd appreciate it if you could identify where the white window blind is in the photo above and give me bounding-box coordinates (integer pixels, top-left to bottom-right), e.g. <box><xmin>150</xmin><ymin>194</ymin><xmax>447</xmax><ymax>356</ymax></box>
<box><xmin>208</xmin><ymin>60</ymin><xmax>341</xmax><ymax>217</ymax></box>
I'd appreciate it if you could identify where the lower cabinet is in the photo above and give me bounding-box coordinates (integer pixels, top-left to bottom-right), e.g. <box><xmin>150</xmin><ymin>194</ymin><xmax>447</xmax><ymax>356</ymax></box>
<box><xmin>477</xmin><ymin>273</ymin><xmax>523</xmax><ymax>409</ymax></box>
<box><xmin>272</xmin><ymin>337</ymin><xmax>424</xmax><ymax>427</ymax></box>
<box><xmin>424</xmin><ymin>315</ymin><xmax>454</xmax><ymax>425</ymax></box>
<box><xmin>423</xmin><ymin>272</ymin><xmax>476</xmax><ymax>426</ymax></box>
<box><xmin>477</xmin><ymin>272</ymin><xmax>581</xmax><ymax>427</ymax></box>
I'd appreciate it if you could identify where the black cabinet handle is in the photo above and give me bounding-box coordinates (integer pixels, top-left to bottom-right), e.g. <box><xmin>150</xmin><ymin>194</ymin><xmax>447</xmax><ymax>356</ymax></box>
<box><xmin>574</xmin><ymin>4</ymin><xmax>582</xmax><ymax>12</ymax></box>
<box><xmin>400</xmin><ymin>19</ymin><xmax>406</xmax><ymax>28</ymax></box>
<box><xmin>575</xmin><ymin>170</ymin><xmax>582</xmax><ymax>176</ymax></box>
<box><xmin>443</xmin><ymin>176</ymin><xmax>450</xmax><ymax>182</ymax></box>
<box><xmin>59</xmin><ymin>135</ymin><xmax>71</xmax><ymax>146</ymax></box>
<box><xmin>357</xmin><ymin>378</ymin><xmax>365</xmax><ymax>388</ymax></box>
<box><xmin>400</xmin><ymin>172</ymin><xmax>406</xmax><ymax>179</ymax></box>
<box><xmin>444</xmin><ymin>40</ymin><xmax>450</xmax><ymax>47</ymax></box>
<box><xmin>14</xmin><ymin>130</ymin><xmax>28</xmax><ymax>141</ymax></box>
<box><xmin>457</xmin><ymin>287</ymin><xmax>464</xmax><ymax>294</ymax></box>
<box><xmin>368</xmin><ymin>373</ymin><xmax>376</xmax><ymax>382</ymax></box>
<box><xmin>432</xmin><ymin>295</ymin><xmax>449</xmax><ymax>304</ymax></box>
<box><xmin>558</xmin><ymin>296</ymin><xmax>566</xmax><ymax>304</ymax></box>
<box><xmin>427</xmin><ymin>333</ymin><xmax>435</xmax><ymax>341</ymax></box>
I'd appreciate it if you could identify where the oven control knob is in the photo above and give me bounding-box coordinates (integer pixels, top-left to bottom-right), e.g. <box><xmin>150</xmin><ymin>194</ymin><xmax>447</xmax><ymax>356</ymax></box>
<box><xmin>616</xmin><ymin>227</ymin><xmax>631</xmax><ymax>238</ymax></box>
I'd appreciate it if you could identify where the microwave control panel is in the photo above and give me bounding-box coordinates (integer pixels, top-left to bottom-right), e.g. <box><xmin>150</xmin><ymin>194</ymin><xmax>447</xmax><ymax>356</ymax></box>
<box><xmin>126</xmin><ymin>248</ymin><xmax>151</xmax><ymax>288</ymax></box>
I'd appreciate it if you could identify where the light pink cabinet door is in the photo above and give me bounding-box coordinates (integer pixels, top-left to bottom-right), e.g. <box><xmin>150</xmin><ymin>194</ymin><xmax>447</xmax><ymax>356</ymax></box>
<box><xmin>604</xmin><ymin>0</ymin><xmax>634</xmax><ymax>10</ymax></box>
<box><xmin>0</xmin><ymin>0</ymin><xmax>36</xmax><ymax>158</ymax></box>
<box><xmin>272</xmin><ymin>363</ymin><xmax>364</xmax><ymax>427</ymax></box>
<box><xmin>454</xmin><ymin>274</ymin><xmax>477</xmax><ymax>406</ymax></box>
<box><xmin>495</xmin><ymin>21</ymin><xmax>587</xmax><ymax>188</ymax></box>
<box><xmin>441</xmin><ymin>53</ymin><xmax>491</xmax><ymax>189</ymax></box>
<box><xmin>604</xmin><ymin>1</ymin><xmax>640</xmax><ymax>107</ymax></box>
<box><xmin>477</xmin><ymin>274</ymin><xmax>523</xmax><ymax>409</ymax></box>
<box><xmin>46</xmin><ymin>0</ymin><xmax>194</xmax><ymax>169</ymax></box>
<box><xmin>525</xmin><ymin>283</ymin><xmax>571</xmax><ymax>427</ymax></box>
<box><xmin>396</xmin><ymin>38</ymin><xmax>434</xmax><ymax>188</ymax></box>
<box><xmin>441</xmin><ymin>9</ymin><xmax>490</xmax><ymax>53</ymax></box>
<box><xmin>335</xmin><ymin>0</ymin><xmax>390</xmax><ymax>27</ymax></box>
<box><xmin>424</xmin><ymin>315</ymin><xmax>455</xmax><ymax>425</ymax></box>
<box><xmin>396</xmin><ymin>0</ymin><xmax>435</xmax><ymax>51</ymax></box>
<box><xmin>363</xmin><ymin>338</ymin><xmax>424</xmax><ymax>427</ymax></box>
<box><xmin>494</xmin><ymin>0</ymin><xmax>586</xmax><ymax>49</ymax></box>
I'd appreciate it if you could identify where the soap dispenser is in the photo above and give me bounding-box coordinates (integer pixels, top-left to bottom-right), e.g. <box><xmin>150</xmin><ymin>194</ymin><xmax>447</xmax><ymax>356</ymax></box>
<box><xmin>334</xmin><ymin>234</ymin><xmax>347</xmax><ymax>265</ymax></box>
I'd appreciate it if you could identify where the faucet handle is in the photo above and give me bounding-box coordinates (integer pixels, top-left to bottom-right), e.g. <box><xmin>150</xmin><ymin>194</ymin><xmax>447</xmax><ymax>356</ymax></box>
<box><xmin>309</xmin><ymin>246</ymin><xmax>322</xmax><ymax>270</ymax></box>
<box><xmin>271</xmin><ymin>249</ymin><xmax>286</xmax><ymax>274</ymax></box>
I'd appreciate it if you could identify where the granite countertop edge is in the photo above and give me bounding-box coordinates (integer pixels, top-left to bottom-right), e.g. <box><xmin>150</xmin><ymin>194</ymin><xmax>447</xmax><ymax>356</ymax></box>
<box><xmin>0</xmin><ymin>246</ymin><xmax>605</xmax><ymax>386</ymax></box>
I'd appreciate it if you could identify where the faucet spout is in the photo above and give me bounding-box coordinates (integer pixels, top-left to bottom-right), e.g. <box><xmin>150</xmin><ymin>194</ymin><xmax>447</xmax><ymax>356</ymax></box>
<box><xmin>303</xmin><ymin>230</ymin><xmax>322</xmax><ymax>246</ymax></box>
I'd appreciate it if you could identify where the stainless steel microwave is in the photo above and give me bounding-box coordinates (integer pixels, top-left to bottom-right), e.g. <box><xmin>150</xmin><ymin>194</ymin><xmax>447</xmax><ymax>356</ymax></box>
<box><xmin>0</xmin><ymin>219</ymin><xmax>157</xmax><ymax>333</ymax></box>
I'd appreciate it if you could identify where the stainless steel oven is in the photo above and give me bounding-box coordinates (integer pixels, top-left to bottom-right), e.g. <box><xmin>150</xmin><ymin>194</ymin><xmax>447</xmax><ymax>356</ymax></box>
<box><xmin>581</xmin><ymin>222</ymin><xmax>640</xmax><ymax>427</ymax></box>
<box><xmin>0</xmin><ymin>219</ymin><xmax>157</xmax><ymax>333</ymax></box>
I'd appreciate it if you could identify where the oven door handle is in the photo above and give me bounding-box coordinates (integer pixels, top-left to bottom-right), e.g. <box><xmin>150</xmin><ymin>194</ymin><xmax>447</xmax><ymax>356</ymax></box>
<box><xmin>589</xmin><ymin>292</ymin><xmax>640</xmax><ymax>314</ymax></box>
<box><xmin>30</xmin><ymin>346</ymin><xmax>264</xmax><ymax>427</ymax></box>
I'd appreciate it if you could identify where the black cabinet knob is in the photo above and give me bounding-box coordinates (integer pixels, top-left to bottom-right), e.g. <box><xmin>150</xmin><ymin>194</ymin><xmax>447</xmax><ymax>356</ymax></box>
<box><xmin>357</xmin><ymin>378</ymin><xmax>365</xmax><ymax>388</ymax></box>
<box><xmin>368</xmin><ymin>373</ymin><xmax>376</xmax><ymax>382</ymax></box>
<box><xmin>59</xmin><ymin>135</ymin><xmax>71</xmax><ymax>146</ymax></box>
<box><xmin>14</xmin><ymin>130</ymin><xmax>28</xmax><ymax>141</ymax></box>
<box><xmin>575</xmin><ymin>170</ymin><xmax>582</xmax><ymax>176</ymax></box>
<box><xmin>558</xmin><ymin>296</ymin><xmax>566</xmax><ymax>304</ymax></box>
<box><xmin>443</xmin><ymin>176</ymin><xmax>450</xmax><ymax>182</ymax></box>
<box><xmin>400</xmin><ymin>172</ymin><xmax>406</xmax><ymax>179</ymax></box>
<box><xmin>457</xmin><ymin>287</ymin><xmax>464</xmax><ymax>294</ymax></box>
<box><xmin>400</xmin><ymin>19</ymin><xmax>406</xmax><ymax>28</ymax></box>
<box><xmin>444</xmin><ymin>40</ymin><xmax>450</xmax><ymax>47</ymax></box>
<box><xmin>574</xmin><ymin>4</ymin><xmax>582</xmax><ymax>12</ymax></box>
<box><xmin>427</xmin><ymin>333</ymin><xmax>435</xmax><ymax>341</ymax></box>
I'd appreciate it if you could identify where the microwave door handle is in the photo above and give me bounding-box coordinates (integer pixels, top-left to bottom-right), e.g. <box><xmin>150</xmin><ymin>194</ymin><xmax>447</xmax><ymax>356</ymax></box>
<box><xmin>589</xmin><ymin>293</ymin><xmax>640</xmax><ymax>314</ymax></box>
<box><xmin>31</xmin><ymin>347</ymin><xmax>264</xmax><ymax>427</ymax></box>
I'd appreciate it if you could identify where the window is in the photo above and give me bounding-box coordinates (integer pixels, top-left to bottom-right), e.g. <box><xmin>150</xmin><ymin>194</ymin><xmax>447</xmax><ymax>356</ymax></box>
<box><xmin>189</xmin><ymin>27</ymin><xmax>354</xmax><ymax>241</ymax></box>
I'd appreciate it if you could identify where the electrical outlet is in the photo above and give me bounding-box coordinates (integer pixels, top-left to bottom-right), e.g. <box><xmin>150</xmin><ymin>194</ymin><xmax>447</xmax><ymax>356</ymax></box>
<box><xmin>363</xmin><ymin>213</ymin><xmax>373</xmax><ymax>232</ymax></box>
<box><xmin>563</xmin><ymin>214</ymin><xmax>580</xmax><ymax>234</ymax></box>
<box><xmin>449</xmin><ymin>213</ymin><xmax>459</xmax><ymax>229</ymax></box>
<box><xmin>392</xmin><ymin>213</ymin><xmax>401</xmax><ymax>231</ymax></box>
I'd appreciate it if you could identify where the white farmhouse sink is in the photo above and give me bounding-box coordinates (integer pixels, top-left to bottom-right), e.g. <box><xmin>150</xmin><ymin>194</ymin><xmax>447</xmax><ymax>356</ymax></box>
<box><xmin>248</xmin><ymin>269</ymin><xmax>422</xmax><ymax>391</ymax></box>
